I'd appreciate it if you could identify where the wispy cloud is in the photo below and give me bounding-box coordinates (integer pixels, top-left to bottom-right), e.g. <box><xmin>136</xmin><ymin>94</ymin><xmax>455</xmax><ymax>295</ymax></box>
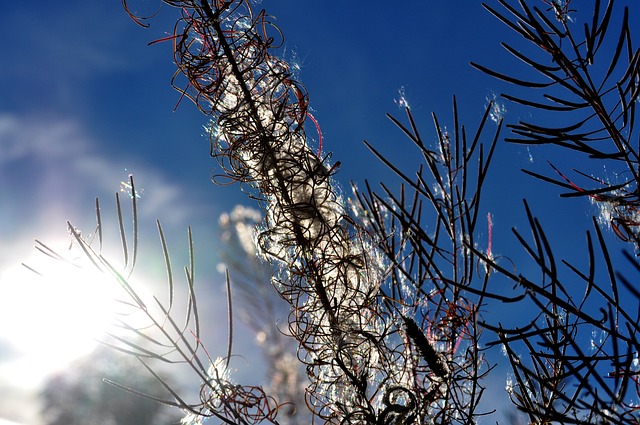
<box><xmin>0</xmin><ymin>112</ymin><xmax>199</xmax><ymax>238</ymax></box>
<box><xmin>0</xmin><ymin>111</ymin><xmax>215</xmax><ymax>424</ymax></box>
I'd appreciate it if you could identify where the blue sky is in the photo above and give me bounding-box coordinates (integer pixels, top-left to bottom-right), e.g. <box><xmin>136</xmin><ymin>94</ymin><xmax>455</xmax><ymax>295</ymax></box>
<box><xmin>0</xmin><ymin>1</ymin><xmax>638</xmax><ymax>424</ymax></box>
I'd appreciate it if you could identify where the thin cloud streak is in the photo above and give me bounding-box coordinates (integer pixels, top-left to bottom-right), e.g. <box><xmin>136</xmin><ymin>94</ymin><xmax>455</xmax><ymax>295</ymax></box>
<box><xmin>0</xmin><ymin>113</ymin><xmax>200</xmax><ymax>235</ymax></box>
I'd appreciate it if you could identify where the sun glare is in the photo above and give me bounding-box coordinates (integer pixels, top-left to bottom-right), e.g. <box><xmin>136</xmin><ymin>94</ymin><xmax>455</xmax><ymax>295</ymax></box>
<box><xmin>0</xmin><ymin>242</ymin><xmax>125</xmax><ymax>387</ymax></box>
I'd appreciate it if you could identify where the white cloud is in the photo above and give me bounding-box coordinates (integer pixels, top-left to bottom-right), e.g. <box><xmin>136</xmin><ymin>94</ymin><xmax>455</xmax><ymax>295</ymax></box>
<box><xmin>0</xmin><ymin>390</ymin><xmax>38</xmax><ymax>425</ymax></box>
<box><xmin>0</xmin><ymin>113</ymin><xmax>198</xmax><ymax>232</ymax></box>
<box><xmin>0</xmin><ymin>112</ymin><xmax>214</xmax><ymax>423</ymax></box>
<box><xmin>0</xmin><ymin>114</ymin><xmax>85</xmax><ymax>164</ymax></box>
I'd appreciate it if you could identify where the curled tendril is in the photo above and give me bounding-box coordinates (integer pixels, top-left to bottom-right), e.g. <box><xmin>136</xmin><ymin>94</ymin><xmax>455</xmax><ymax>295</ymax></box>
<box><xmin>123</xmin><ymin>1</ymin><xmax>493</xmax><ymax>423</ymax></box>
<box><xmin>378</xmin><ymin>386</ymin><xmax>418</xmax><ymax>425</ymax></box>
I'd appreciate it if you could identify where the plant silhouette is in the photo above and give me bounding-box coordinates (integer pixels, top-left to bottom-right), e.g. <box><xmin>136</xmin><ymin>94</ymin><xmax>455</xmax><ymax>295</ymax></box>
<box><xmin>33</xmin><ymin>1</ymin><xmax>640</xmax><ymax>424</ymax></box>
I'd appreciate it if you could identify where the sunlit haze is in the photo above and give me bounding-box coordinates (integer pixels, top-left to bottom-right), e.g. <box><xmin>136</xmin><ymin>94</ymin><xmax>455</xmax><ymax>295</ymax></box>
<box><xmin>1</xmin><ymin>1</ymin><xmax>638</xmax><ymax>424</ymax></box>
<box><xmin>0</xmin><ymin>241</ymin><xmax>123</xmax><ymax>386</ymax></box>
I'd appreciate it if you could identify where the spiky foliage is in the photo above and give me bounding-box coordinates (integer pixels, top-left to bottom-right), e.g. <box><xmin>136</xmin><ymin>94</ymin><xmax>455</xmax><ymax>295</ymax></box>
<box><xmin>468</xmin><ymin>1</ymin><xmax>640</xmax><ymax>423</ymax></box>
<box><xmin>119</xmin><ymin>0</ymin><xmax>500</xmax><ymax>423</ymax></box>
<box><xmin>473</xmin><ymin>0</ymin><xmax>640</xmax><ymax>246</ymax></box>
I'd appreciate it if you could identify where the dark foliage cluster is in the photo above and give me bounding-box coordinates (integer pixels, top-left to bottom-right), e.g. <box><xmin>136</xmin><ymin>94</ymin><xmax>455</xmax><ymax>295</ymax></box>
<box><xmin>474</xmin><ymin>0</ymin><xmax>640</xmax><ymax>245</ymax></box>
<box><xmin>469</xmin><ymin>1</ymin><xmax>640</xmax><ymax>423</ymax></box>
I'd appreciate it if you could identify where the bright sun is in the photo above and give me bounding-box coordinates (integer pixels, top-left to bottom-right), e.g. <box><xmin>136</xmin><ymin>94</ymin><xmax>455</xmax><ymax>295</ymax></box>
<box><xmin>0</xmin><ymin>241</ymin><xmax>124</xmax><ymax>387</ymax></box>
